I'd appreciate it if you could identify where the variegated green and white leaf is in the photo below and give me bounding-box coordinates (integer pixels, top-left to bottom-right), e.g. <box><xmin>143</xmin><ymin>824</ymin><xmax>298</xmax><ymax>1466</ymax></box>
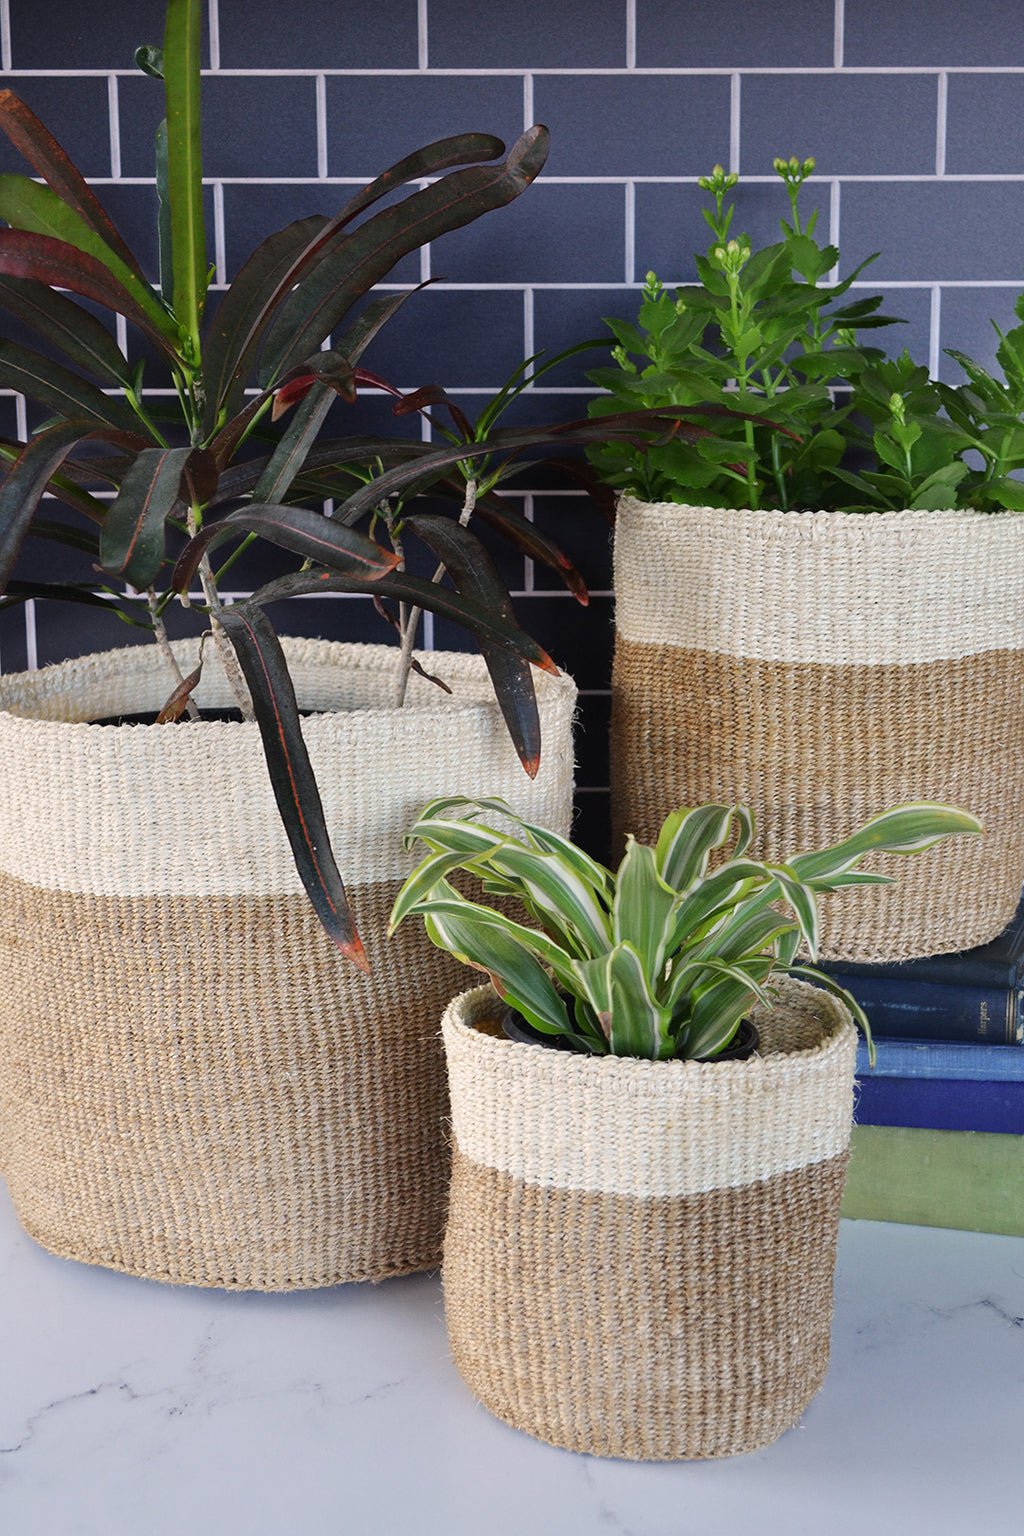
<box><xmin>790</xmin><ymin>803</ymin><xmax>982</xmax><ymax>884</ymax></box>
<box><xmin>684</xmin><ymin>960</ymin><xmax>773</xmax><ymax>1060</ymax></box>
<box><xmin>613</xmin><ymin>837</ymin><xmax>679</xmax><ymax>977</ymax></box>
<box><xmin>399</xmin><ymin>888</ymin><xmax>578</xmax><ymax>991</ymax></box>
<box><xmin>387</xmin><ymin>854</ymin><xmax>479</xmax><ymax>931</ymax></box>
<box><xmin>664</xmin><ymin>857</ymin><xmax>770</xmax><ymax>955</ymax></box>
<box><xmin>603</xmin><ymin>944</ymin><xmax>675</xmax><ymax>1059</ymax></box>
<box><xmin>654</xmin><ymin>802</ymin><xmax>737</xmax><ymax>891</ymax></box>
<box><xmin>423</xmin><ymin>907</ymin><xmax>573</xmax><ymax>1038</ymax></box>
<box><xmin>765</xmin><ymin>863</ymin><xmax>820</xmax><ymax>957</ymax></box>
<box><xmin>485</xmin><ymin>841</ymin><xmax>613</xmax><ymax>957</ymax></box>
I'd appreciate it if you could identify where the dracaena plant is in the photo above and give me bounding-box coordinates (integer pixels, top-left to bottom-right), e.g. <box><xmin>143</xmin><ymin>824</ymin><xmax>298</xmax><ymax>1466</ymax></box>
<box><xmin>389</xmin><ymin>796</ymin><xmax>982</xmax><ymax>1062</ymax></box>
<box><xmin>0</xmin><ymin>0</ymin><xmax>729</xmax><ymax>968</ymax></box>
<box><xmin>586</xmin><ymin>157</ymin><xmax>901</xmax><ymax>511</ymax></box>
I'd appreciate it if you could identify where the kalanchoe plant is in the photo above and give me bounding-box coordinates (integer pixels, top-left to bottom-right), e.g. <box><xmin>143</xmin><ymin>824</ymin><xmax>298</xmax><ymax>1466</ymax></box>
<box><xmin>389</xmin><ymin>796</ymin><xmax>982</xmax><ymax>1062</ymax></box>
<box><xmin>586</xmin><ymin>157</ymin><xmax>901</xmax><ymax>510</ymax></box>
<box><xmin>0</xmin><ymin>0</ymin><xmax>733</xmax><ymax>966</ymax></box>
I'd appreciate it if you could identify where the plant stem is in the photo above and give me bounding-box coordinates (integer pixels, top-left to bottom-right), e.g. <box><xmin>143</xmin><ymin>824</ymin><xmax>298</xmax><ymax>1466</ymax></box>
<box><xmin>392</xmin><ymin>477</ymin><xmax>477</xmax><ymax>707</ymax></box>
<box><xmin>147</xmin><ymin>586</ymin><xmax>200</xmax><ymax>720</ymax></box>
<box><xmin>186</xmin><ymin>505</ymin><xmax>255</xmax><ymax>720</ymax></box>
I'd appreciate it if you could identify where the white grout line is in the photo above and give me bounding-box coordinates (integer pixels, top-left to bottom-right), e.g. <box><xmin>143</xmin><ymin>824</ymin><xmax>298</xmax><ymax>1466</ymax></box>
<box><xmin>523</xmin><ymin>493</ymin><xmax>535</xmax><ymax>592</ymax></box>
<box><xmin>834</xmin><ymin>0</ymin><xmax>845</xmax><ymax>70</ymax></box>
<box><xmin>418</xmin><ymin>0</ymin><xmax>429</xmax><ymax>70</ymax></box>
<box><xmin>936</xmin><ymin>72</ymin><xmax>948</xmax><ymax>177</ymax></box>
<box><xmin>829</xmin><ymin>179</ymin><xmax>840</xmax><ymax>283</ymax></box>
<box><xmin>523</xmin><ymin>73</ymin><xmax>534</xmax><ymax>129</ymax></box>
<box><xmin>208</xmin><ymin>0</ymin><xmax>221</xmax><ymax>71</ymax></box>
<box><xmin>523</xmin><ymin>288</ymin><xmax>535</xmax><ymax>370</ymax></box>
<box><xmin>316</xmin><ymin>73</ymin><xmax>328</xmax><ymax>178</ymax></box>
<box><xmin>68</xmin><ymin>171</ymin><xmax>1024</xmax><ymax>186</ymax></box>
<box><xmin>0</xmin><ymin>0</ymin><xmax>10</xmax><ymax>73</ymax></box>
<box><xmin>19</xmin><ymin>65</ymin><xmax>1024</xmax><ymax>77</ymax></box>
<box><xmin>730</xmin><ymin>74</ymin><xmax>741</xmax><ymax>174</ymax></box>
<box><xmin>25</xmin><ymin>600</ymin><xmax>37</xmax><ymax>672</ymax></box>
<box><xmin>107</xmin><ymin>75</ymin><xmax>121</xmax><ymax>179</ymax></box>
<box><xmin>930</xmin><ymin>284</ymin><xmax>942</xmax><ymax>378</ymax></box>
<box><xmin>115</xmin><ymin>314</ymin><xmax>128</xmax><ymax>355</ymax></box>
<box><xmin>626</xmin><ymin>0</ymin><xmax>637</xmax><ymax>70</ymax></box>
<box><xmin>213</xmin><ymin>181</ymin><xmax>226</xmax><ymax>286</ymax></box>
<box><xmin>624</xmin><ymin>181</ymin><xmax>635</xmax><ymax>285</ymax></box>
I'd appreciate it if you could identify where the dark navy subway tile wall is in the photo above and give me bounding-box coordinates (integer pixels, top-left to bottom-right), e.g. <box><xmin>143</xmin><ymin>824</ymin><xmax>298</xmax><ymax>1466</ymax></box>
<box><xmin>428</xmin><ymin>0</ymin><xmax>626</xmax><ymax>69</ymax></box>
<box><xmin>739</xmin><ymin>74</ymin><xmax>938</xmax><ymax>176</ymax></box>
<box><xmin>5</xmin><ymin>0</ymin><xmax>1024</xmax><ymax>850</ymax></box>
<box><xmin>535</xmin><ymin>75</ymin><xmax>730</xmax><ymax>177</ymax></box>
<box><xmin>217</xmin><ymin>0</ymin><xmax>420</xmax><ymax>71</ymax></box>
<box><xmin>10</xmin><ymin>0</ymin><xmax>192</xmax><ymax>70</ymax></box>
<box><xmin>0</xmin><ymin>78</ymin><xmax>113</xmax><ymax>176</ymax></box>
<box><xmin>325</xmin><ymin>76</ymin><xmax>525</xmax><ymax>175</ymax></box>
<box><xmin>945</xmin><ymin>75</ymin><xmax>1024</xmax><ymax>174</ymax></box>
<box><xmin>839</xmin><ymin>183</ymin><xmax>1024</xmax><ymax>283</ymax></box>
<box><xmin>636</xmin><ymin>0</ymin><xmax>836</xmax><ymax>69</ymax></box>
<box><xmin>844</xmin><ymin>0</ymin><xmax>1024</xmax><ymax>68</ymax></box>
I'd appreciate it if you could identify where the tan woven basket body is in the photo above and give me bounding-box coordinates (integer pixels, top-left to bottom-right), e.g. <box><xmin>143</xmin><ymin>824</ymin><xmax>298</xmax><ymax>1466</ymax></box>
<box><xmin>611</xmin><ymin>498</ymin><xmax>1024</xmax><ymax>961</ymax></box>
<box><xmin>442</xmin><ymin>978</ymin><xmax>856</xmax><ymax>1460</ymax></box>
<box><xmin>0</xmin><ymin>639</ymin><xmax>576</xmax><ymax>1289</ymax></box>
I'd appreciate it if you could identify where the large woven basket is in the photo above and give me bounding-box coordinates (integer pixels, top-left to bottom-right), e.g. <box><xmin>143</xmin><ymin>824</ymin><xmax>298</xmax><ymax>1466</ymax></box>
<box><xmin>0</xmin><ymin>638</ymin><xmax>576</xmax><ymax>1290</ymax></box>
<box><xmin>611</xmin><ymin>498</ymin><xmax>1024</xmax><ymax>961</ymax></box>
<box><xmin>442</xmin><ymin>977</ymin><xmax>856</xmax><ymax>1460</ymax></box>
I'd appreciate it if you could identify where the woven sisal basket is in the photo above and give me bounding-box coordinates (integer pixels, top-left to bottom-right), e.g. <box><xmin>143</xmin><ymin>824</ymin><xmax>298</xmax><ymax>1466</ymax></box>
<box><xmin>0</xmin><ymin>638</ymin><xmax>576</xmax><ymax>1290</ymax></box>
<box><xmin>441</xmin><ymin>977</ymin><xmax>856</xmax><ymax>1460</ymax></box>
<box><xmin>445</xmin><ymin>976</ymin><xmax>859</xmax><ymax>1456</ymax></box>
<box><xmin>611</xmin><ymin>498</ymin><xmax>1024</xmax><ymax>961</ymax></box>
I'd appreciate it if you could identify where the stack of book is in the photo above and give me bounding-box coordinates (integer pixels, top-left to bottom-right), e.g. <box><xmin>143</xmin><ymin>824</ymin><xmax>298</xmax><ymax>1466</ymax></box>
<box><xmin>816</xmin><ymin>893</ymin><xmax>1024</xmax><ymax>1236</ymax></box>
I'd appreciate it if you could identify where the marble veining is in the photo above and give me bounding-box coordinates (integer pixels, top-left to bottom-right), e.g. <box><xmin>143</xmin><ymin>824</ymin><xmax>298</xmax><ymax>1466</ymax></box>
<box><xmin>1</xmin><ymin>1182</ymin><xmax>1022</xmax><ymax>1536</ymax></box>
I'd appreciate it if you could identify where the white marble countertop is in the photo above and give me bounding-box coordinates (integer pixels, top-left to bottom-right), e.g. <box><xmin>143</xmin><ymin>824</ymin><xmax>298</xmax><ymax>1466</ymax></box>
<box><xmin>1</xmin><ymin>1182</ymin><xmax>1022</xmax><ymax>1536</ymax></box>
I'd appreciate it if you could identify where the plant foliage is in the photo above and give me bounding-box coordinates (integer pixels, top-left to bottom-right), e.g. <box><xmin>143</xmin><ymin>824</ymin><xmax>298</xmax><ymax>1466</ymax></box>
<box><xmin>0</xmin><ymin>0</ymin><xmax>732</xmax><ymax>964</ymax></box>
<box><xmin>390</xmin><ymin>796</ymin><xmax>982</xmax><ymax>1061</ymax></box>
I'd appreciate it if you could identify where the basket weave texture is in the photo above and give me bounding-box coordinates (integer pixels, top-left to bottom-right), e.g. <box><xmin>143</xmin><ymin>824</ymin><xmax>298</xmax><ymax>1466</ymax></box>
<box><xmin>0</xmin><ymin>639</ymin><xmax>576</xmax><ymax>1289</ymax></box>
<box><xmin>611</xmin><ymin>499</ymin><xmax>1024</xmax><ymax>961</ymax></box>
<box><xmin>441</xmin><ymin>977</ymin><xmax>857</xmax><ymax>1461</ymax></box>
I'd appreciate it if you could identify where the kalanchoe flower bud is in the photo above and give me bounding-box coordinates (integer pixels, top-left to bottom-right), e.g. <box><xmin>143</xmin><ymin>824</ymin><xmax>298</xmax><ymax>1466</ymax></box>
<box><xmin>803</xmin><ymin>156</ymin><xmax>816</xmax><ymax>174</ymax></box>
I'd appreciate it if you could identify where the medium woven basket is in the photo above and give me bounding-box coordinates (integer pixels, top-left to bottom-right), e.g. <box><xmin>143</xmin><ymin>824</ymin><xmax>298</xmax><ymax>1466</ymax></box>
<box><xmin>0</xmin><ymin>638</ymin><xmax>576</xmax><ymax>1290</ymax></box>
<box><xmin>441</xmin><ymin>977</ymin><xmax>856</xmax><ymax>1460</ymax></box>
<box><xmin>611</xmin><ymin>498</ymin><xmax>1024</xmax><ymax>961</ymax></box>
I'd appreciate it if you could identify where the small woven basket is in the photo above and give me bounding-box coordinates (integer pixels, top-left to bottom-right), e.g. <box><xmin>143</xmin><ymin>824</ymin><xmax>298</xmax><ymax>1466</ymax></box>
<box><xmin>611</xmin><ymin>499</ymin><xmax>1024</xmax><ymax>961</ymax></box>
<box><xmin>0</xmin><ymin>639</ymin><xmax>576</xmax><ymax>1289</ymax></box>
<box><xmin>442</xmin><ymin>978</ymin><xmax>857</xmax><ymax>1461</ymax></box>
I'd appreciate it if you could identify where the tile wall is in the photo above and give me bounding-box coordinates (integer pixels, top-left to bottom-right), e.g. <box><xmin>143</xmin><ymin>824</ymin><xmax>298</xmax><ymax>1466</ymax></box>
<box><xmin>2</xmin><ymin>0</ymin><xmax>1024</xmax><ymax>853</ymax></box>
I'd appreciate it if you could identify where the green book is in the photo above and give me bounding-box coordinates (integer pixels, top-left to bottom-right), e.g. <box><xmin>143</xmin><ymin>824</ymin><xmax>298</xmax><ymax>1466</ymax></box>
<box><xmin>841</xmin><ymin>1125</ymin><xmax>1024</xmax><ymax>1237</ymax></box>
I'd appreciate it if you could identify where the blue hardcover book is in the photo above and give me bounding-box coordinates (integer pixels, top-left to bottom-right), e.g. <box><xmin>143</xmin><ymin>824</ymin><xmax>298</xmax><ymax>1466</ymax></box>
<box><xmin>855</xmin><ymin>1038</ymin><xmax>1024</xmax><ymax>1079</ymax></box>
<box><xmin>821</xmin><ymin>888</ymin><xmax>1024</xmax><ymax>1044</ymax></box>
<box><xmin>854</xmin><ymin>1036</ymin><xmax>1024</xmax><ymax>1133</ymax></box>
<box><xmin>854</xmin><ymin>1077</ymin><xmax>1024</xmax><ymax>1134</ymax></box>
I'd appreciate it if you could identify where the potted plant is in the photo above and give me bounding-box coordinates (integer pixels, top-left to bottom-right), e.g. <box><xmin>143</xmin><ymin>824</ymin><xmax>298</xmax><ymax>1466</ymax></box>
<box><xmin>390</xmin><ymin>795</ymin><xmax>980</xmax><ymax>1459</ymax></box>
<box><xmin>587</xmin><ymin>157</ymin><xmax>1024</xmax><ymax>964</ymax></box>
<box><xmin>0</xmin><ymin>0</ymin><xmax>631</xmax><ymax>1290</ymax></box>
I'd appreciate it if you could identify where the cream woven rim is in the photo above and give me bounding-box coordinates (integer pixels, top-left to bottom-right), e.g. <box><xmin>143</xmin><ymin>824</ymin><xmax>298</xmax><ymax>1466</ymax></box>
<box><xmin>613</xmin><ymin>498</ymin><xmax>1024</xmax><ymax>664</ymax></box>
<box><xmin>442</xmin><ymin>976</ymin><xmax>857</xmax><ymax>1199</ymax></box>
<box><xmin>0</xmin><ymin>638</ymin><xmax>577</xmax><ymax>893</ymax></box>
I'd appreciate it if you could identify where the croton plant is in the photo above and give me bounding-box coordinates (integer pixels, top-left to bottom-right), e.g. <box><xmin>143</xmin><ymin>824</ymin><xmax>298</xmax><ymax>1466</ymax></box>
<box><xmin>0</xmin><ymin>0</ymin><xmax>731</xmax><ymax>968</ymax></box>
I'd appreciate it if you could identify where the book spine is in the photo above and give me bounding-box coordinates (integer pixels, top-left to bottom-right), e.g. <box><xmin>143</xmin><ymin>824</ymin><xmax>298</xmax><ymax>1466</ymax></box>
<box><xmin>855</xmin><ymin>1038</ymin><xmax>1024</xmax><ymax>1079</ymax></box>
<box><xmin>841</xmin><ymin>1125</ymin><xmax>1024</xmax><ymax>1237</ymax></box>
<box><xmin>854</xmin><ymin>1074</ymin><xmax>1024</xmax><ymax>1134</ymax></box>
<box><xmin>827</xmin><ymin>974</ymin><xmax>1023</xmax><ymax>1044</ymax></box>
